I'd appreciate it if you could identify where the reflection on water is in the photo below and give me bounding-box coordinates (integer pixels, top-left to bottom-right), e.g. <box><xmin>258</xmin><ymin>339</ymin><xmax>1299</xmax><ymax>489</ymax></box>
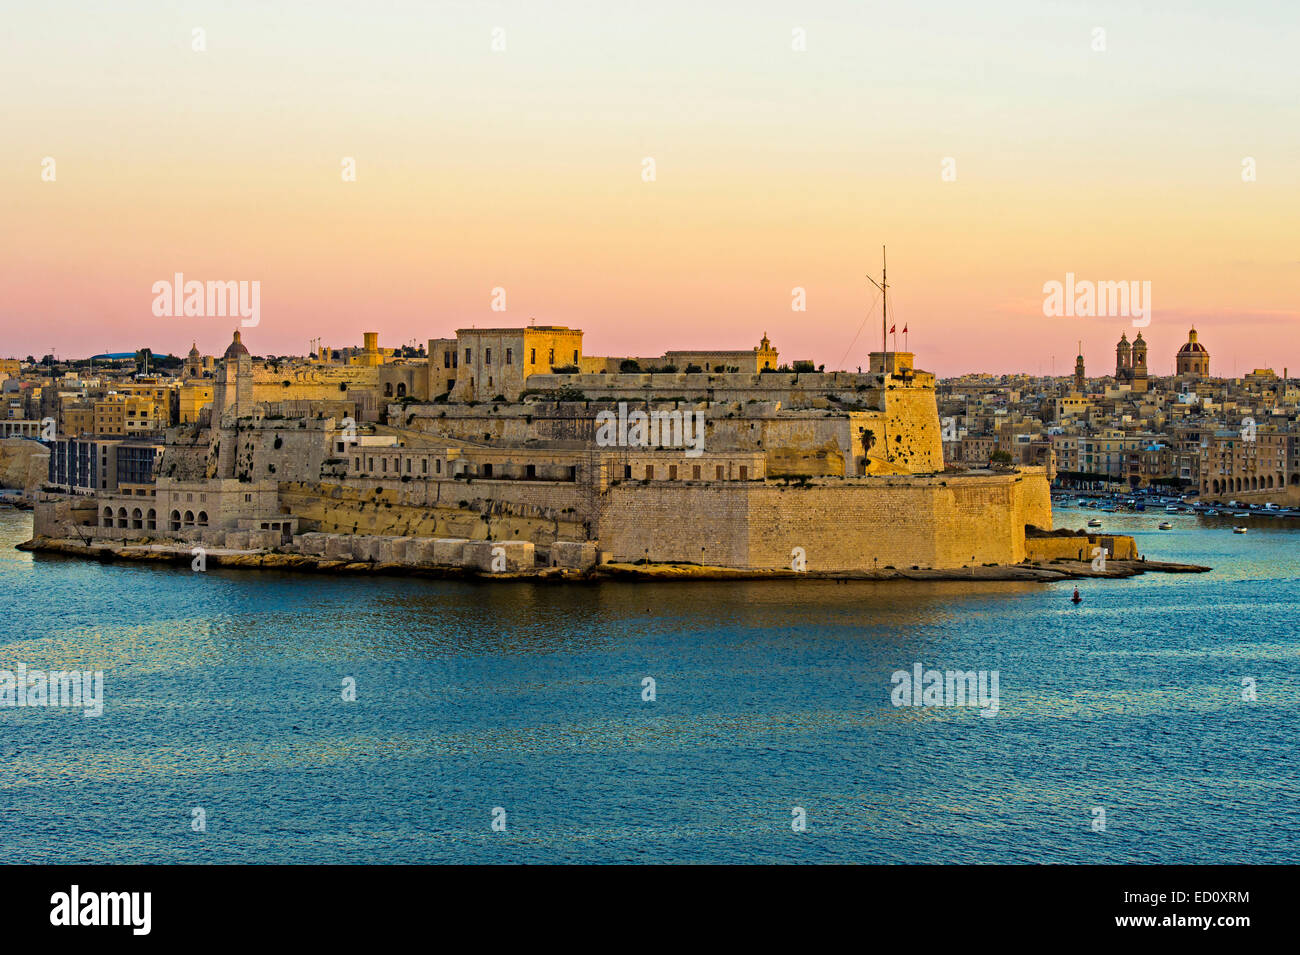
<box><xmin>1</xmin><ymin>507</ymin><xmax>1298</xmax><ymax>863</ymax></box>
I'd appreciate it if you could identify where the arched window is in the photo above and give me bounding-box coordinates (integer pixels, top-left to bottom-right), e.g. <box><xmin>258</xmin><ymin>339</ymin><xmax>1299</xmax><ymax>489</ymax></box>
<box><xmin>147</xmin><ymin>509</ymin><xmax>157</xmax><ymax>530</ymax></box>
<box><xmin>170</xmin><ymin>510</ymin><xmax>181</xmax><ymax>531</ymax></box>
<box><xmin>396</xmin><ymin>382</ymin><xmax>406</xmax><ymax>397</ymax></box>
<box><xmin>197</xmin><ymin>511</ymin><xmax>208</xmax><ymax>527</ymax></box>
<box><xmin>131</xmin><ymin>507</ymin><xmax>143</xmax><ymax>529</ymax></box>
<box><xmin>102</xmin><ymin>507</ymin><xmax>113</xmax><ymax>526</ymax></box>
<box><xmin>384</xmin><ymin>383</ymin><xmax>393</xmax><ymax>397</ymax></box>
<box><xmin>117</xmin><ymin>507</ymin><xmax>128</xmax><ymax>528</ymax></box>
<box><xmin>184</xmin><ymin>510</ymin><xmax>195</xmax><ymax>526</ymax></box>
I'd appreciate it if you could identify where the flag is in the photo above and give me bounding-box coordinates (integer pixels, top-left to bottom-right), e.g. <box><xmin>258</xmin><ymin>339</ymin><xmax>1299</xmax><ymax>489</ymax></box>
<box><xmin>889</xmin><ymin>324</ymin><xmax>895</xmax><ymax>333</ymax></box>
<box><xmin>902</xmin><ymin>325</ymin><xmax>908</xmax><ymax>334</ymax></box>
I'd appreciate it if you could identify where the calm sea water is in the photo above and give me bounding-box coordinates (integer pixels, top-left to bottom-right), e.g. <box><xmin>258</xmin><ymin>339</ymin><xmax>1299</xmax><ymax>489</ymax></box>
<box><xmin>1</xmin><ymin>506</ymin><xmax>1297</xmax><ymax>864</ymax></box>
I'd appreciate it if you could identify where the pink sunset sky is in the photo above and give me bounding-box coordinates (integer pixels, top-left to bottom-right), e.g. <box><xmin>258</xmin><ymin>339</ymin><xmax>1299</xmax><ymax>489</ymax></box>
<box><xmin>2</xmin><ymin>1</ymin><xmax>1297</xmax><ymax>377</ymax></box>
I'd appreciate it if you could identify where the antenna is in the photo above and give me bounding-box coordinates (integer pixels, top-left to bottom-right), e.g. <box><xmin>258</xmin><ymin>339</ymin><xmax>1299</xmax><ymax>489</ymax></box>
<box><xmin>865</xmin><ymin>245</ymin><xmax>888</xmax><ymax>354</ymax></box>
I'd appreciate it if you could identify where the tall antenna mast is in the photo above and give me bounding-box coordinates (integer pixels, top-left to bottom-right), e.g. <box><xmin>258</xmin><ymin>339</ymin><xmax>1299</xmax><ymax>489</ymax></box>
<box><xmin>865</xmin><ymin>245</ymin><xmax>888</xmax><ymax>354</ymax></box>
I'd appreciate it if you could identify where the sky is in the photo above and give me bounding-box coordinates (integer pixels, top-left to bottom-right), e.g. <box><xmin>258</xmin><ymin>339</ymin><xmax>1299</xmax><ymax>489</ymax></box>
<box><xmin>2</xmin><ymin>0</ymin><xmax>1297</xmax><ymax>377</ymax></box>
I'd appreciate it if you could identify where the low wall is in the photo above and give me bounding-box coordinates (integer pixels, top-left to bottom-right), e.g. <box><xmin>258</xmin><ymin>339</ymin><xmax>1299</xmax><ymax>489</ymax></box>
<box><xmin>1025</xmin><ymin>534</ymin><xmax>1138</xmax><ymax>562</ymax></box>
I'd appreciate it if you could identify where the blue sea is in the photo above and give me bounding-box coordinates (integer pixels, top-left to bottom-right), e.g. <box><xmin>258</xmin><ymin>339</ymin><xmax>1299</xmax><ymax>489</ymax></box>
<box><xmin>1</xmin><ymin>506</ymin><xmax>1297</xmax><ymax>863</ymax></box>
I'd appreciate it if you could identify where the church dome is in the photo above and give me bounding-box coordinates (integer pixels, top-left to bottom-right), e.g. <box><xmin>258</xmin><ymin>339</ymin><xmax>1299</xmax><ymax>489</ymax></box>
<box><xmin>1178</xmin><ymin>328</ymin><xmax>1207</xmax><ymax>354</ymax></box>
<box><xmin>223</xmin><ymin>330</ymin><xmax>250</xmax><ymax>359</ymax></box>
<box><xmin>188</xmin><ymin>342</ymin><xmax>201</xmax><ymax>359</ymax></box>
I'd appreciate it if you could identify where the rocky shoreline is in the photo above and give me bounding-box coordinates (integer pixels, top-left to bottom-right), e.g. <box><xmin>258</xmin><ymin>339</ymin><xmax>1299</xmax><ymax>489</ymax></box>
<box><xmin>16</xmin><ymin>536</ymin><xmax>1211</xmax><ymax>583</ymax></box>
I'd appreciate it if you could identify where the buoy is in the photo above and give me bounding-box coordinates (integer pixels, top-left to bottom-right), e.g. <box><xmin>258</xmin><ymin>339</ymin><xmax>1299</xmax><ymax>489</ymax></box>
<box><xmin>1071</xmin><ymin>588</ymin><xmax>1082</xmax><ymax>604</ymax></box>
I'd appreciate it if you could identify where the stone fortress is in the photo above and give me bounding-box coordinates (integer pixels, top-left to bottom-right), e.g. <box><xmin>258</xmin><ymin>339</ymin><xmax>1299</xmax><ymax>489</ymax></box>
<box><xmin>33</xmin><ymin>324</ymin><xmax>1064</xmax><ymax>575</ymax></box>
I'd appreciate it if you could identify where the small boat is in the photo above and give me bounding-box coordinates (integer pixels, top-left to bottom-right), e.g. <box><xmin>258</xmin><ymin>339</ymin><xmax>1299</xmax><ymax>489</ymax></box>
<box><xmin>1158</xmin><ymin>521</ymin><xmax>1173</xmax><ymax>530</ymax></box>
<box><xmin>1165</xmin><ymin>505</ymin><xmax>1181</xmax><ymax>513</ymax></box>
<box><xmin>1234</xmin><ymin>512</ymin><xmax>1250</xmax><ymax>518</ymax></box>
<box><xmin>1087</xmin><ymin>518</ymin><xmax>1102</xmax><ymax>527</ymax></box>
<box><xmin>1233</xmin><ymin>526</ymin><xmax>1248</xmax><ymax>534</ymax></box>
<box><xmin>1071</xmin><ymin>588</ymin><xmax>1082</xmax><ymax>604</ymax></box>
<box><xmin>1204</xmin><ymin>509</ymin><xmax>1219</xmax><ymax>516</ymax></box>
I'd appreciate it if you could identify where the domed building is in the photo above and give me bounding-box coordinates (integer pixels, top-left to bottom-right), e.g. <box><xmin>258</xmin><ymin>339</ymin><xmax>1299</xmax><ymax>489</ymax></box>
<box><xmin>213</xmin><ymin>330</ymin><xmax>254</xmax><ymax>419</ymax></box>
<box><xmin>1175</xmin><ymin>328</ymin><xmax>1210</xmax><ymax>376</ymax></box>
<box><xmin>182</xmin><ymin>341</ymin><xmax>204</xmax><ymax>379</ymax></box>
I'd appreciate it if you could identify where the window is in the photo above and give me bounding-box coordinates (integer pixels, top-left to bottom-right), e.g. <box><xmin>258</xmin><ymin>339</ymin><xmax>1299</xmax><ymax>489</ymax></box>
<box><xmin>716</xmin><ymin>465</ymin><xmax>724</xmax><ymax>479</ymax></box>
<box><xmin>645</xmin><ymin>465</ymin><xmax>654</xmax><ymax>480</ymax></box>
<box><xmin>465</xmin><ymin>349</ymin><xmax>472</xmax><ymax>363</ymax></box>
<box><xmin>421</xmin><ymin>459</ymin><xmax>428</xmax><ymax>474</ymax></box>
<box><xmin>692</xmin><ymin>465</ymin><xmax>701</xmax><ymax>479</ymax></box>
<box><xmin>505</xmin><ymin>348</ymin><xmax>512</xmax><ymax>365</ymax></box>
<box><xmin>482</xmin><ymin>463</ymin><xmax>493</xmax><ymax>477</ymax></box>
<box><xmin>485</xmin><ymin>348</ymin><xmax>491</xmax><ymax>365</ymax></box>
<box><xmin>444</xmin><ymin>351</ymin><xmax>451</xmax><ymax>368</ymax></box>
<box><xmin>405</xmin><ymin>459</ymin><xmax>411</xmax><ymax>473</ymax></box>
<box><xmin>668</xmin><ymin>465</ymin><xmax>677</xmax><ymax>480</ymax></box>
<box><xmin>526</xmin><ymin>464</ymin><xmax>536</xmax><ymax>479</ymax></box>
<box><xmin>739</xmin><ymin>465</ymin><xmax>748</xmax><ymax>480</ymax></box>
<box><xmin>624</xmin><ymin>465</ymin><xmax>631</xmax><ymax>479</ymax></box>
<box><xmin>436</xmin><ymin>459</ymin><xmax>442</xmax><ymax>474</ymax></box>
<box><xmin>382</xmin><ymin>459</ymin><xmax>388</xmax><ymax>472</ymax></box>
<box><xmin>530</xmin><ymin>348</ymin><xmax>536</xmax><ymax>364</ymax></box>
<box><xmin>573</xmin><ymin>350</ymin><xmax>579</xmax><ymax>363</ymax></box>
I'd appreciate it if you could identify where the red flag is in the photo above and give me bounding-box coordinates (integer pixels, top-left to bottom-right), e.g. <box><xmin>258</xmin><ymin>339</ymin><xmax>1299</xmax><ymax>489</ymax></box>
<box><xmin>902</xmin><ymin>325</ymin><xmax>908</xmax><ymax>334</ymax></box>
<box><xmin>889</xmin><ymin>324</ymin><xmax>895</xmax><ymax>334</ymax></box>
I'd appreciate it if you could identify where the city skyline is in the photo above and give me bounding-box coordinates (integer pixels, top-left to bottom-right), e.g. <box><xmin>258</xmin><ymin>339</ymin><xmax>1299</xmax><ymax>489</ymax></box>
<box><xmin>3</xmin><ymin>1</ymin><xmax>1297</xmax><ymax>376</ymax></box>
<box><xmin>9</xmin><ymin>323</ymin><xmax>1282</xmax><ymax>384</ymax></box>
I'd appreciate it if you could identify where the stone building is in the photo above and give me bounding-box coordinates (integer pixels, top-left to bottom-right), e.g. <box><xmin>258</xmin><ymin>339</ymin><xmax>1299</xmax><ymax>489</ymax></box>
<box><xmin>1114</xmin><ymin>331</ymin><xmax>1148</xmax><ymax>392</ymax></box>
<box><xmin>1176</xmin><ymin>327</ymin><xmax>1210</xmax><ymax>377</ymax></box>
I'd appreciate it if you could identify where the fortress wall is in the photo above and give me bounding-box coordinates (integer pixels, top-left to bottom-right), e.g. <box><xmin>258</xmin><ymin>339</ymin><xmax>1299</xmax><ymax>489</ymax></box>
<box><xmin>598</xmin><ymin>484</ymin><xmax>751</xmax><ymax>566</ymax></box>
<box><xmin>226</xmin><ymin>421</ymin><xmax>337</xmax><ymax>483</ymax></box>
<box><xmin>0</xmin><ymin>437</ymin><xmax>51</xmax><ymax>492</ymax></box>
<box><xmin>1016</xmin><ymin>470</ymin><xmax>1054</xmax><ymax>532</ymax></box>
<box><xmin>597</xmin><ymin>470</ymin><xmax>1053</xmax><ymax>571</ymax></box>
<box><xmin>879</xmin><ymin>385</ymin><xmax>945</xmax><ymax>473</ymax></box>
<box><xmin>278</xmin><ymin>479</ymin><xmax>588</xmax><ymax>546</ymax></box>
<box><xmin>745</xmin><ymin>483</ymin><xmax>944</xmax><ymax>570</ymax></box>
<box><xmin>525</xmin><ymin>371</ymin><xmax>883</xmax><ymax>406</ymax></box>
<box><xmin>404</xmin><ymin>403</ymin><xmax>887</xmax><ymax>477</ymax></box>
<box><xmin>709</xmin><ymin>416</ymin><xmax>853</xmax><ymax>476</ymax></box>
